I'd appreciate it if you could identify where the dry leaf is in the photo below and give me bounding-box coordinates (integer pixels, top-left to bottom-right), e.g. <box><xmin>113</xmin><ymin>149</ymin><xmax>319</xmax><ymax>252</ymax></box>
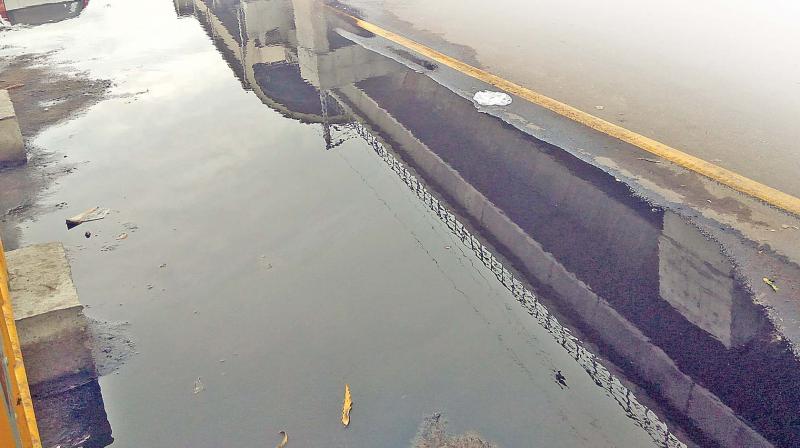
<box><xmin>193</xmin><ymin>377</ymin><xmax>204</xmax><ymax>394</ymax></box>
<box><xmin>763</xmin><ymin>277</ymin><xmax>779</xmax><ymax>292</ymax></box>
<box><xmin>116</xmin><ymin>233</ymin><xmax>128</xmax><ymax>240</ymax></box>
<box><xmin>342</xmin><ymin>384</ymin><xmax>352</xmax><ymax>427</ymax></box>
<box><xmin>276</xmin><ymin>430</ymin><xmax>288</xmax><ymax>448</ymax></box>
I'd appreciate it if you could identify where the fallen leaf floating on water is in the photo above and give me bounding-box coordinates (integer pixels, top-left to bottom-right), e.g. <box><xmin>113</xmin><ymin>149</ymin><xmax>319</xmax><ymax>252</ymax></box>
<box><xmin>193</xmin><ymin>377</ymin><xmax>204</xmax><ymax>394</ymax></box>
<box><xmin>763</xmin><ymin>277</ymin><xmax>779</xmax><ymax>292</ymax></box>
<box><xmin>276</xmin><ymin>430</ymin><xmax>288</xmax><ymax>448</ymax></box>
<box><xmin>342</xmin><ymin>384</ymin><xmax>352</xmax><ymax>427</ymax></box>
<box><xmin>116</xmin><ymin>233</ymin><xmax>128</xmax><ymax>240</ymax></box>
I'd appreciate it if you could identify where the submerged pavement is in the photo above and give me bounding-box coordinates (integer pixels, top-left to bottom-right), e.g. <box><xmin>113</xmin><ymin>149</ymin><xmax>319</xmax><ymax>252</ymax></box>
<box><xmin>0</xmin><ymin>1</ymin><xmax>798</xmax><ymax>448</ymax></box>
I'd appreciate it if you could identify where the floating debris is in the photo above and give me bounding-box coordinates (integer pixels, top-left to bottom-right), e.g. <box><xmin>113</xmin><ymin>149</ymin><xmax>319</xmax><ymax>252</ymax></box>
<box><xmin>116</xmin><ymin>233</ymin><xmax>128</xmax><ymax>240</ymax></box>
<box><xmin>193</xmin><ymin>377</ymin><xmax>204</xmax><ymax>394</ymax></box>
<box><xmin>66</xmin><ymin>206</ymin><xmax>110</xmax><ymax>229</ymax></box>
<box><xmin>763</xmin><ymin>277</ymin><xmax>779</xmax><ymax>292</ymax></box>
<box><xmin>473</xmin><ymin>90</ymin><xmax>512</xmax><ymax>107</ymax></box>
<box><xmin>122</xmin><ymin>222</ymin><xmax>139</xmax><ymax>232</ymax></box>
<box><xmin>84</xmin><ymin>231</ymin><xmax>91</xmax><ymax>238</ymax></box>
<box><xmin>637</xmin><ymin>157</ymin><xmax>661</xmax><ymax>164</ymax></box>
<box><xmin>595</xmin><ymin>105</ymin><xmax>605</xmax><ymax>110</ymax></box>
<box><xmin>555</xmin><ymin>370</ymin><xmax>568</xmax><ymax>389</ymax></box>
<box><xmin>276</xmin><ymin>431</ymin><xmax>288</xmax><ymax>448</ymax></box>
<box><xmin>342</xmin><ymin>384</ymin><xmax>352</xmax><ymax>427</ymax></box>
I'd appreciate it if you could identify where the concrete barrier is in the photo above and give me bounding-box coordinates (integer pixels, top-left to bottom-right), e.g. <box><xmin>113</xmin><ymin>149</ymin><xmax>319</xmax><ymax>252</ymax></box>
<box><xmin>0</xmin><ymin>89</ymin><xmax>26</xmax><ymax>166</ymax></box>
<box><xmin>6</xmin><ymin>243</ymin><xmax>90</xmax><ymax>386</ymax></box>
<box><xmin>0</xmin><ymin>236</ymin><xmax>41</xmax><ymax>448</ymax></box>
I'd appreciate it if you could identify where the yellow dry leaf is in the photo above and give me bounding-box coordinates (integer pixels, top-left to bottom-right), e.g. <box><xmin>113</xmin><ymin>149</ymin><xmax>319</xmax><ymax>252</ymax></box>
<box><xmin>342</xmin><ymin>384</ymin><xmax>353</xmax><ymax>427</ymax></box>
<box><xmin>763</xmin><ymin>277</ymin><xmax>779</xmax><ymax>292</ymax></box>
<box><xmin>276</xmin><ymin>430</ymin><xmax>288</xmax><ymax>448</ymax></box>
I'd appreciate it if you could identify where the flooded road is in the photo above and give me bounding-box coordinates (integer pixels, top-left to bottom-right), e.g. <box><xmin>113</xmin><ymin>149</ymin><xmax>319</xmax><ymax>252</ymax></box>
<box><xmin>1</xmin><ymin>1</ymin><xmax>799</xmax><ymax>448</ymax></box>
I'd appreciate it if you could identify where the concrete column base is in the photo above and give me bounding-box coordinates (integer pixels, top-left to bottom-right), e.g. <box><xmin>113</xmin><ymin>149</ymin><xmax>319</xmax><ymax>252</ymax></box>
<box><xmin>5</xmin><ymin>242</ymin><xmax>92</xmax><ymax>385</ymax></box>
<box><xmin>0</xmin><ymin>89</ymin><xmax>26</xmax><ymax>167</ymax></box>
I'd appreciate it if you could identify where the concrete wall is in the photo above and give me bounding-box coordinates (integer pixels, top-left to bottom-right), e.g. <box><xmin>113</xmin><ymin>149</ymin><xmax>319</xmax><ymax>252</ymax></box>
<box><xmin>334</xmin><ymin>81</ymin><xmax>773</xmax><ymax>448</ymax></box>
<box><xmin>659</xmin><ymin>213</ymin><xmax>736</xmax><ymax>346</ymax></box>
<box><xmin>0</xmin><ymin>90</ymin><xmax>26</xmax><ymax>167</ymax></box>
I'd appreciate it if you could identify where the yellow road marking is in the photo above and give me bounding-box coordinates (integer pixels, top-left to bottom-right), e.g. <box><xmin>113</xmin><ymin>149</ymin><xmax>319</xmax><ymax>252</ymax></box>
<box><xmin>327</xmin><ymin>7</ymin><xmax>800</xmax><ymax>217</ymax></box>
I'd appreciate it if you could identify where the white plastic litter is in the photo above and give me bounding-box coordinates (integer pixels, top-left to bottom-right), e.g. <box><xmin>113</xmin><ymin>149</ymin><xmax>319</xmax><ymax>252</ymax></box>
<box><xmin>473</xmin><ymin>90</ymin><xmax>513</xmax><ymax>107</ymax></box>
<box><xmin>66</xmin><ymin>206</ymin><xmax>111</xmax><ymax>229</ymax></box>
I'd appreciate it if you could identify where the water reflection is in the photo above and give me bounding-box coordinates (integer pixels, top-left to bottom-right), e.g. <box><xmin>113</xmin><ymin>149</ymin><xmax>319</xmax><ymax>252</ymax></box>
<box><xmin>1</xmin><ymin>0</ymin><xmax>89</xmax><ymax>26</ymax></box>
<box><xmin>177</xmin><ymin>1</ymin><xmax>799</xmax><ymax>446</ymax></box>
<box><xmin>22</xmin><ymin>312</ymin><xmax>112</xmax><ymax>448</ymax></box>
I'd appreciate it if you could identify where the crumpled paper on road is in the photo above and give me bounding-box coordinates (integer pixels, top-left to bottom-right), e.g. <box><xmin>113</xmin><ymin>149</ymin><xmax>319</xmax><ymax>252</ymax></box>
<box><xmin>473</xmin><ymin>90</ymin><xmax>512</xmax><ymax>107</ymax></box>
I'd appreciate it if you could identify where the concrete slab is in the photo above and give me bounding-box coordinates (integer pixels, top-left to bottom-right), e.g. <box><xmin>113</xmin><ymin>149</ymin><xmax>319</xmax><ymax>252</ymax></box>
<box><xmin>5</xmin><ymin>243</ymin><xmax>92</xmax><ymax>386</ymax></box>
<box><xmin>0</xmin><ymin>89</ymin><xmax>26</xmax><ymax>166</ymax></box>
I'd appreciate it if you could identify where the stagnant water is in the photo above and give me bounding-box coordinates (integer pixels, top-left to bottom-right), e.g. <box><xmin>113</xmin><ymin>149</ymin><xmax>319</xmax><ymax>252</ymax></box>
<box><xmin>1</xmin><ymin>1</ymin><xmax>798</xmax><ymax>447</ymax></box>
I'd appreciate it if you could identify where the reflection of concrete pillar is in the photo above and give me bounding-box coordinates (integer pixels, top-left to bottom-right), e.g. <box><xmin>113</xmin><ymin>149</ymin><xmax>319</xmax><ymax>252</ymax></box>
<box><xmin>658</xmin><ymin>213</ymin><xmax>758</xmax><ymax>347</ymax></box>
<box><xmin>242</xmin><ymin>0</ymin><xmax>294</xmax><ymax>45</ymax></box>
<box><xmin>172</xmin><ymin>0</ymin><xmax>194</xmax><ymax>17</ymax></box>
<box><xmin>291</xmin><ymin>0</ymin><xmax>395</xmax><ymax>90</ymax></box>
<box><xmin>0</xmin><ymin>90</ymin><xmax>26</xmax><ymax>167</ymax></box>
<box><xmin>240</xmin><ymin>0</ymin><xmax>296</xmax><ymax>66</ymax></box>
<box><xmin>292</xmin><ymin>0</ymin><xmax>330</xmax><ymax>52</ymax></box>
<box><xmin>33</xmin><ymin>379</ymin><xmax>113</xmax><ymax>448</ymax></box>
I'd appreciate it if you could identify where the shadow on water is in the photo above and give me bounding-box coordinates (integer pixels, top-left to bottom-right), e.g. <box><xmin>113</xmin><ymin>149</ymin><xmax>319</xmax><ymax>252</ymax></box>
<box><xmin>22</xmin><ymin>315</ymin><xmax>115</xmax><ymax>448</ymax></box>
<box><xmin>177</xmin><ymin>0</ymin><xmax>799</xmax><ymax>446</ymax></box>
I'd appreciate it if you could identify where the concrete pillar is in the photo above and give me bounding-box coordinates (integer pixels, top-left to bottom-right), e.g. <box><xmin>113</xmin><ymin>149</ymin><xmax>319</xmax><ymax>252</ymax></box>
<box><xmin>658</xmin><ymin>212</ymin><xmax>762</xmax><ymax>348</ymax></box>
<box><xmin>289</xmin><ymin>0</ymin><xmax>399</xmax><ymax>90</ymax></box>
<box><xmin>0</xmin><ymin>90</ymin><xmax>26</xmax><ymax>167</ymax></box>
<box><xmin>6</xmin><ymin>243</ymin><xmax>90</xmax><ymax>385</ymax></box>
<box><xmin>173</xmin><ymin>0</ymin><xmax>194</xmax><ymax>17</ymax></box>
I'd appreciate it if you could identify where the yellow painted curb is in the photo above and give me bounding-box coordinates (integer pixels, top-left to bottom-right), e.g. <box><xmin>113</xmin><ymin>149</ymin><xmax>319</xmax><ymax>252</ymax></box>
<box><xmin>328</xmin><ymin>7</ymin><xmax>800</xmax><ymax>217</ymax></box>
<box><xmin>0</xmin><ymin>237</ymin><xmax>41</xmax><ymax>448</ymax></box>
